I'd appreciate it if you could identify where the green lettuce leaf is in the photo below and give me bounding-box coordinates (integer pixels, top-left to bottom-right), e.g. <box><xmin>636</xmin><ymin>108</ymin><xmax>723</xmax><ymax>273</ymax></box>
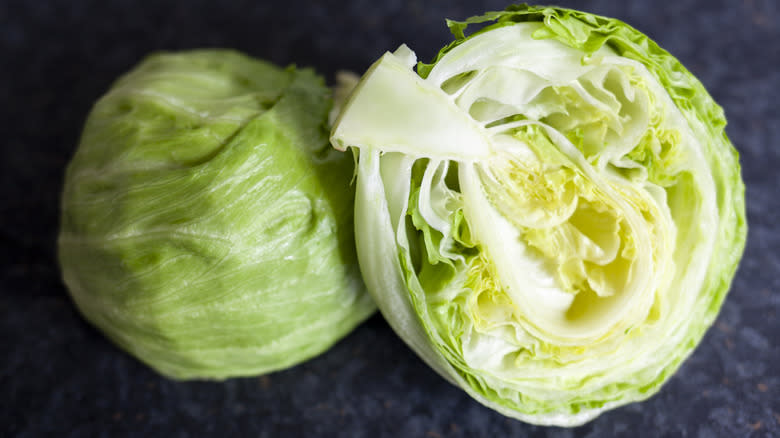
<box><xmin>59</xmin><ymin>50</ymin><xmax>375</xmax><ymax>379</ymax></box>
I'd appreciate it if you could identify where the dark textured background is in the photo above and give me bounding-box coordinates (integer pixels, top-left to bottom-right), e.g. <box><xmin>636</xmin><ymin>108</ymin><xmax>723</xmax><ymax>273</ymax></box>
<box><xmin>2</xmin><ymin>0</ymin><xmax>778</xmax><ymax>437</ymax></box>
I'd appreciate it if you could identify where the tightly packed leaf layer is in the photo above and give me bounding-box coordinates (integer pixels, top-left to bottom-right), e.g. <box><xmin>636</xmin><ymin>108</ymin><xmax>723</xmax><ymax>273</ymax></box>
<box><xmin>59</xmin><ymin>50</ymin><xmax>374</xmax><ymax>379</ymax></box>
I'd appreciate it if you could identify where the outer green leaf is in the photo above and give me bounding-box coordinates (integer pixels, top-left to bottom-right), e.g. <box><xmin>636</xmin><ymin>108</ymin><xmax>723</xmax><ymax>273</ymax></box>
<box><xmin>59</xmin><ymin>50</ymin><xmax>375</xmax><ymax>379</ymax></box>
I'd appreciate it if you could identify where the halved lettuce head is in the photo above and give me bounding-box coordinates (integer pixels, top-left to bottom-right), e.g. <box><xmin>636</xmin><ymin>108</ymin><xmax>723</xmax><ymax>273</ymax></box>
<box><xmin>59</xmin><ymin>50</ymin><xmax>374</xmax><ymax>379</ymax></box>
<box><xmin>331</xmin><ymin>5</ymin><xmax>746</xmax><ymax>426</ymax></box>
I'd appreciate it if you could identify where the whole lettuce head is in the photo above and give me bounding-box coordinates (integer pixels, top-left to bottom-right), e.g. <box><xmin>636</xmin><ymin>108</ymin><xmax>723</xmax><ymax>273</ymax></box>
<box><xmin>331</xmin><ymin>5</ymin><xmax>746</xmax><ymax>426</ymax></box>
<box><xmin>59</xmin><ymin>50</ymin><xmax>374</xmax><ymax>379</ymax></box>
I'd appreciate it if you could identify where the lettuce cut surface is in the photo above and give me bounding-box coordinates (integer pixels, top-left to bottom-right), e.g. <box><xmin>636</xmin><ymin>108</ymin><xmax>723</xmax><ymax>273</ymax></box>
<box><xmin>331</xmin><ymin>5</ymin><xmax>746</xmax><ymax>425</ymax></box>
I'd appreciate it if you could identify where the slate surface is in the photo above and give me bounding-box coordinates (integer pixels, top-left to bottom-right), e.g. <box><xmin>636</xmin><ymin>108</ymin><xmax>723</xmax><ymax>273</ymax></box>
<box><xmin>1</xmin><ymin>0</ymin><xmax>778</xmax><ymax>437</ymax></box>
